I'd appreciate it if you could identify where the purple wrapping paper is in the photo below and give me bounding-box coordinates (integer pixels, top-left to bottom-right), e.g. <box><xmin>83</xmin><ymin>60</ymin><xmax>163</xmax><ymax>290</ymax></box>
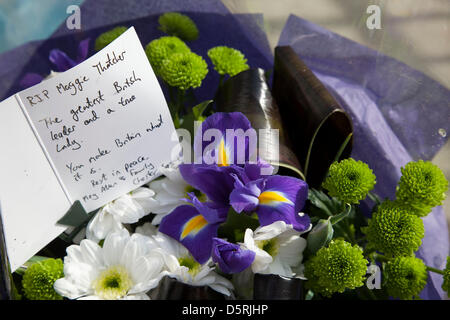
<box><xmin>278</xmin><ymin>14</ymin><xmax>450</xmax><ymax>300</ymax></box>
<box><xmin>0</xmin><ymin>1</ymin><xmax>448</xmax><ymax>299</ymax></box>
<box><xmin>0</xmin><ymin>0</ymin><xmax>273</xmax><ymax>101</ymax></box>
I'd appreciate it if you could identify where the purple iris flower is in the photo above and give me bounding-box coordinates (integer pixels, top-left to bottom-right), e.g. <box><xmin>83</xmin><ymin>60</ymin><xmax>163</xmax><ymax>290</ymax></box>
<box><xmin>159</xmin><ymin>193</ymin><xmax>229</xmax><ymax>264</ymax></box>
<box><xmin>211</xmin><ymin>238</ymin><xmax>255</xmax><ymax>274</ymax></box>
<box><xmin>179</xmin><ymin>112</ymin><xmax>271</xmax><ymax>206</ymax></box>
<box><xmin>229</xmin><ymin>174</ymin><xmax>311</xmax><ymax>232</ymax></box>
<box><xmin>193</xmin><ymin>112</ymin><xmax>254</xmax><ymax>166</ymax></box>
<box><xmin>20</xmin><ymin>38</ymin><xmax>90</xmax><ymax>88</ymax></box>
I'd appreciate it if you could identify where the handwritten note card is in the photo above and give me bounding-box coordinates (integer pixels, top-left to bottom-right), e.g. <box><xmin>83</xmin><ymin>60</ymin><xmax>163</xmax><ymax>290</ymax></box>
<box><xmin>16</xmin><ymin>27</ymin><xmax>178</xmax><ymax>213</ymax></box>
<box><xmin>0</xmin><ymin>27</ymin><xmax>180</xmax><ymax>271</ymax></box>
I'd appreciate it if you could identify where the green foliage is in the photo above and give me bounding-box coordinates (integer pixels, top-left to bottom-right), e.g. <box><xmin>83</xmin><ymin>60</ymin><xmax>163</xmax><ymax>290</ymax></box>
<box><xmin>22</xmin><ymin>258</ymin><xmax>64</xmax><ymax>300</ymax></box>
<box><xmin>383</xmin><ymin>256</ymin><xmax>427</xmax><ymax>300</ymax></box>
<box><xmin>95</xmin><ymin>26</ymin><xmax>127</xmax><ymax>51</ymax></box>
<box><xmin>396</xmin><ymin>160</ymin><xmax>448</xmax><ymax>217</ymax></box>
<box><xmin>363</xmin><ymin>200</ymin><xmax>424</xmax><ymax>257</ymax></box>
<box><xmin>443</xmin><ymin>257</ymin><xmax>450</xmax><ymax>295</ymax></box>
<box><xmin>218</xmin><ymin>208</ymin><xmax>259</xmax><ymax>244</ymax></box>
<box><xmin>306</xmin><ymin>218</ymin><xmax>334</xmax><ymax>254</ymax></box>
<box><xmin>158</xmin><ymin>12</ymin><xmax>199</xmax><ymax>41</ymax></box>
<box><xmin>304</xmin><ymin>240</ymin><xmax>368</xmax><ymax>297</ymax></box>
<box><xmin>322</xmin><ymin>158</ymin><xmax>376</xmax><ymax>204</ymax></box>
<box><xmin>179</xmin><ymin>100</ymin><xmax>213</xmax><ymax>137</ymax></box>
<box><xmin>207</xmin><ymin>46</ymin><xmax>249</xmax><ymax>77</ymax></box>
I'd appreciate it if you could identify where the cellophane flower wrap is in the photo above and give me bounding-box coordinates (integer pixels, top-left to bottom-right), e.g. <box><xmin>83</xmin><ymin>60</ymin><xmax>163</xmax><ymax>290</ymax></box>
<box><xmin>1</xmin><ymin>0</ymin><xmax>449</xmax><ymax>301</ymax></box>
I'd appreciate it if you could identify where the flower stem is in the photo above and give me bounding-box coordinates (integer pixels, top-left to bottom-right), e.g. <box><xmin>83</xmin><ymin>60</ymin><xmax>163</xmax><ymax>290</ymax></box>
<box><xmin>372</xmin><ymin>253</ymin><xmax>389</xmax><ymax>263</ymax></box>
<box><xmin>367</xmin><ymin>191</ymin><xmax>382</xmax><ymax>205</ymax></box>
<box><xmin>219</xmin><ymin>74</ymin><xmax>225</xmax><ymax>87</ymax></box>
<box><xmin>426</xmin><ymin>266</ymin><xmax>445</xmax><ymax>275</ymax></box>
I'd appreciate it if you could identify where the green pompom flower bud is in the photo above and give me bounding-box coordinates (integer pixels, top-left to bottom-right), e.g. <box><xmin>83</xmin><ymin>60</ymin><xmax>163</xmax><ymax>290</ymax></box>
<box><xmin>145</xmin><ymin>36</ymin><xmax>191</xmax><ymax>75</ymax></box>
<box><xmin>160</xmin><ymin>52</ymin><xmax>208</xmax><ymax>90</ymax></box>
<box><xmin>443</xmin><ymin>257</ymin><xmax>450</xmax><ymax>295</ymax></box>
<box><xmin>95</xmin><ymin>26</ymin><xmax>127</xmax><ymax>51</ymax></box>
<box><xmin>304</xmin><ymin>239</ymin><xmax>368</xmax><ymax>297</ymax></box>
<box><xmin>22</xmin><ymin>258</ymin><xmax>64</xmax><ymax>300</ymax></box>
<box><xmin>158</xmin><ymin>12</ymin><xmax>199</xmax><ymax>41</ymax></box>
<box><xmin>383</xmin><ymin>256</ymin><xmax>427</xmax><ymax>300</ymax></box>
<box><xmin>396</xmin><ymin>160</ymin><xmax>448</xmax><ymax>217</ymax></box>
<box><xmin>322</xmin><ymin>158</ymin><xmax>376</xmax><ymax>204</ymax></box>
<box><xmin>207</xmin><ymin>46</ymin><xmax>249</xmax><ymax>77</ymax></box>
<box><xmin>363</xmin><ymin>200</ymin><xmax>424</xmax><ymax>257</ymax></box>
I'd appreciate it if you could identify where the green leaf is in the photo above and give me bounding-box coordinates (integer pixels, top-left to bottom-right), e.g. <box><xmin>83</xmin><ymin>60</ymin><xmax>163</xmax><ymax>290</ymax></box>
<box><xmin>217</xmin><ymin>208</ymin><xmax>259</xmax><ymax>243</ymax></box>
<box><xmin>179</xmin><ymin>100</ymin><xmax>213</xmax><ymax>138</ymax></box>
<box><xmin>14</xmin><ymin>255</ymin><xmax>50</xmax><ymax>276</ymax></box>
<box><xmin>192</xmin><ymin>99</ymin><xmax>213</xmax><ymax>119</ymax></box>
<box><xmin>305</xmin><ymin>290</ymin><xmax>315</xmax><ymax>300</ymax></box>
<box><xmin>330</xmin><ymin>204</ymin><xmax>352</xmax><ymax>225</ymax></box>
<box><xmin>308</xmin><ymin>189</ymin><xmax>342</xmax><ymax>217</ymax></box>
<box><xmin>307</xmin><ymin>218</ymin><xmax>334</xmax><ymax>254</ymax></box>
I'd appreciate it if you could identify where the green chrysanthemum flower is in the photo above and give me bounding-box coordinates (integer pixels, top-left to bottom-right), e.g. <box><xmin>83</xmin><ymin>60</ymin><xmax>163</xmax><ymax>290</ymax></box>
<box><xmin>95</xmin><ymin>26</ymin><xmax>127</xmax><ymax>51</ymax></box>
<box><xmin>145</xmin><ymin>36</ymin><xmax>191</xmax><ymax>74</ymax></box>
<box><xmin>22</xmin><ymin>258</ymin><xmax>64</xmax><ymax>300</ymax></box>
<box><xmin>363</xmin><ymin>200</ymin><xmax>424</xmax><ymax>257</ymax></box>
<box><xmin>207</xmin><ymin>46</ymin><xmax>249</xmax><ymax>77</ymax></box>
<box><xmin>304</xmin><ymin>240</ymin><xmax>368</xmax><ymax>297</ymax></box>
<box><xmin>160</xmin><ymin>52</ymin><xmax>208</xmax><ymax>90</ymax></box>
<box><xmin>322</xmin><ymin>158</ymin><xmax>376</xmax><ymax>204</ymax></box>
<box><xmin>383</xmin><ymin>256</ymin><xmax>427</xmax><ymax>300</ymax></box>
<box><xmin>158</xmin><ymin>12</ymin><xmax>199</xmax><ymax>41</ymax></box>
<box><xmin>396</xmin><ymin>160</ymin><xmax>448</xmax><ymax>217</ymax></box>
<box><xmin>443</xmin><ymin>257</ymin><xmax>450</xmax><ymax>295</ymax></box>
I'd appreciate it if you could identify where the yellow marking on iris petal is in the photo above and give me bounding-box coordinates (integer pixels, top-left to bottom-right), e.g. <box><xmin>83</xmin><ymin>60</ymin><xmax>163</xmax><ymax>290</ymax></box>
<box><xmin>217</xmin><ymin>139</ymin><xmax>229</xmax><ymax>167</ymax></box>
<box><xmin>180</xmin><ymin>215</ymin><xmax>208</xmax><ymax>240</ymax></box>
<box><xmin>258</xmin><ymin>191</ymin><xmax>293</xmax><ymax>206</ymax></box>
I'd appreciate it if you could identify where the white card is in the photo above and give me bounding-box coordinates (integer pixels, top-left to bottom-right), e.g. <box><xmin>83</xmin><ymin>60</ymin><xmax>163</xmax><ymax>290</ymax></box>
<box><xmin>0</xmin><ymin>27</ymin><xmax>179</xmax><ymax>271</ymax></box>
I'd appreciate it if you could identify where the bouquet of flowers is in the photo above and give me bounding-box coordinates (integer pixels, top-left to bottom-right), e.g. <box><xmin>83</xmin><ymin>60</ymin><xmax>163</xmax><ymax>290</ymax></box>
<box><xmin>3</xmin><ymin>9</ymin><xmax>450</xmax><ymax>301</ymax></box>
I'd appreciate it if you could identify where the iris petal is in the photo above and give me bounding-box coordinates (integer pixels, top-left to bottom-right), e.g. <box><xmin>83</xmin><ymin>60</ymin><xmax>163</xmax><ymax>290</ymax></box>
<box><xmin>159</xmin><ymin>201</ymin><xmax>226</xmax><ymax>264</ymax></box>
<box><xmin>49</xmin><ymin>49</ymin><xmax>77</xmax><ymax>72</ymax></box>
<box><xmin>179</xmin><ymin>164</ymin><xmax>246</xmax><ymax>205</ymax></box>
<box><xmin>194</xmin><ymin>112</ymin><xmax>253</xmax><ymax>166</ymax></box>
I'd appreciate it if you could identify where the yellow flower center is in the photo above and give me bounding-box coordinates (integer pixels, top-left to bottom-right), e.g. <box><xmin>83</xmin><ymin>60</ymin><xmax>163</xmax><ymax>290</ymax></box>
<box><xmin>218</xmin><ymin>139</ymin><xmax>229</xmax><ymax>167</ymax></box>
<box><xmin>180</xmin><ymin>215</ymin><xmax>208</xmax><ymax>240</ymax></box>
<box><xmin>258</xmin><ymin>191</ymin><xmax>293</xmax><ymax>206</ymax></box>
<box><xmin>178</xmin><ymin>255</ymin><xmax>201</xmax><ymax>276</ymax></box>
<box><xmin>256</xmin><ymin>238</ymin><xmax>279</xmax><ymax>257</ymax></box>
<box><xmin>184</xmin><ymin>185</ymin><xmax>207</xmax><ymax>202</ymax></box>
<box><xmin>93</xmin><ymin>266</ymin><xmax>133</xmax><ymax>300</ymax></box>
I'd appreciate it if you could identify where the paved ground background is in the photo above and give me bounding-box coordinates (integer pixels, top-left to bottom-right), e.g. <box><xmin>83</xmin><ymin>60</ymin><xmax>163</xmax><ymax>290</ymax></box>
<box><xmin>223</xmin><ymin>0</ymin><xmax>450</xmax><ymax>237</ymax></box>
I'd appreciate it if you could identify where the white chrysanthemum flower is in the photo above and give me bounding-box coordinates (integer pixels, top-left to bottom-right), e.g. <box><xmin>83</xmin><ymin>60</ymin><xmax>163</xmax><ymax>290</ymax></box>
<box><xmin>54</xmin><ymin>229</ymin><xmax>165</xmax><ymax>300</ymax></box>
<box><xmin>86</xmin><ymin>187</ymin><xmax>158</xmax><ymax>242</ymax></box>
<box><xmin>147</xmin><ymin>163</ymin><xmax>206</xmax><ymax>225</ymax></box>
<box><xmin>136</xmin><ymin>223</ymin><xmax>234</xmax><ymax>296</ymax></box>
<box><xmin>242</xmin><ymin>221</ymin><xmax>308</xmax><ymax>278</ymax></box>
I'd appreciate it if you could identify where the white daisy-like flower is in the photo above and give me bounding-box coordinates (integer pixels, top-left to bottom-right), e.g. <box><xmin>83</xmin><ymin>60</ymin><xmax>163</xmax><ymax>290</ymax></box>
<box><xmin>53</xmin><ymin>229</ymin><xmax>165</xmax><ymax>300</ymax></box>
<box><xmin>242</xmin><ymin>221</ymin><xmax>308</xmax><ymax>278</ymax></box>
<box><xmin>136</xmin><ymin>223</ymin><xmax>234</xmax><ymax>296</ymax></box>
<box><xmin>147</xmin><ymin>162</ymin><xmax>205</xmax><ymax>225</ymax></box>
<box><xmin>86</xmin><ymin>187</ymin><xmax>158</xmax><ymax>242</ymax></box>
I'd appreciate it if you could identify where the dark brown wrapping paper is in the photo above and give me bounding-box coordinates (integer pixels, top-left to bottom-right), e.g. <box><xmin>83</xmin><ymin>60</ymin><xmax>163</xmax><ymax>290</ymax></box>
<box><xmin>253</xmin><ymin>273</ymin><xmax>304</xmax><ymax>300</ymax></box>
<box><xmin>149</xmin><ymin>276</ymin><xmax>227</xmax><ymax>300</ymax></box>
<box><xmin>272</xmin><ymin>46</ymin><xmax>353</xmax><ymax>188</ymax></box>
<box><xmin>214</xmin><ymin>68</ymin><xmax>305</xmax><ymax>180</ymax></box>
